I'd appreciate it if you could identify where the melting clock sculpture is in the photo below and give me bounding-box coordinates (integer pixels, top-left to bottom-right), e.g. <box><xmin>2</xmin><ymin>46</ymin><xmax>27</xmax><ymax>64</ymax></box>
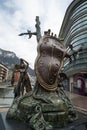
<box><xmin>6</xmin><ymin>16</ymin><xmax>78</xmax><ymax>130</ymax></box>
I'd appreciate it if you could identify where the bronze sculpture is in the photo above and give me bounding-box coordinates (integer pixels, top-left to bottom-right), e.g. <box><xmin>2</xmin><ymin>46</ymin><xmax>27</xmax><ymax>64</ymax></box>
<box><xmin>11</xmin><ymin>58</ymin><xmax>32</xmax><ymax>98</ymax></box>
<box><xmin>6</xmin><ymin>16</ymin><xmax>78</xmax><ymax>130</ymax></box>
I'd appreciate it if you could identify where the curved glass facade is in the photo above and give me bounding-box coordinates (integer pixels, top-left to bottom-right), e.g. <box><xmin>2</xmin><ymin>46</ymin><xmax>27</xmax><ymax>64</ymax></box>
<box><xmin>60</xmin><ymin>0</ymin><xmax>87</xmax><ymax>75</ymax></box>
<box><xmin>59</xmin><ymin>0</ymin><xmax>87</xmax><ymax>95</ymax></box>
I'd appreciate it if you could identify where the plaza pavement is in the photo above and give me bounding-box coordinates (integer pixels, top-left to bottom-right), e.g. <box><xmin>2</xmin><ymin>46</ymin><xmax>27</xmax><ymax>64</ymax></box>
<box><xmin>66</xmin><ymin>91</ymin><xmax>87</xmax><ymax>114</ymax></box>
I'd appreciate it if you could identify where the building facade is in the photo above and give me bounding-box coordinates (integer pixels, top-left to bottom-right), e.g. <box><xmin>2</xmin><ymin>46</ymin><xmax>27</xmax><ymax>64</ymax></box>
<box><xmin>59</xmin><ymin>0</ymin><xmax>87</xmax><ymax>95</ymax></box>
<box><xmin>0</xmin><ymin>63</ymin><xmax>9</xmax><ymax>82</ymax></box>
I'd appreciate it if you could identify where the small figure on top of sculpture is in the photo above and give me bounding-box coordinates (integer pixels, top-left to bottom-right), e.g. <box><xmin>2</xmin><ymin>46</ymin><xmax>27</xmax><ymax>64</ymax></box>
<box><xmin>19</xmin><ymin>16</ymin><xmax>41</xmax><ymax>43</ymax></box>
<box><xmin>35</xmin><ymin>16</ymin><xmax>41</xmax><ymax>42</ymax></box>
<box><xmin>11</xmin><ymin>58</ymin><xmax>32</xmax><ymax>98</ymax></box>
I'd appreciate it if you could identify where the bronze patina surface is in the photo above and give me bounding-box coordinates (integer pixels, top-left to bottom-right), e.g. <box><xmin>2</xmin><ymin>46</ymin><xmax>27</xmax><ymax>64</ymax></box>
<box><xmin>35</xmin><ymin>34</ymin><xmax>66</xmax><ymax>91</ymax></box>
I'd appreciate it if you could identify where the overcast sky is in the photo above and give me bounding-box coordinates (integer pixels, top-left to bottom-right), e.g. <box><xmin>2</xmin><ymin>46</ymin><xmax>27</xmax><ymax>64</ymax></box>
<box><xmin>0</xmin><ymin>0</ymin><xmax>73</xmax><ymax>68</ymax></box>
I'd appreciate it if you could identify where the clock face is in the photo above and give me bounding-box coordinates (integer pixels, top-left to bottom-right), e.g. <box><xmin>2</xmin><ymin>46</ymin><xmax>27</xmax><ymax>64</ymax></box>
<box><xmin>35</xmin><ymin>35</ymin><xmax>66</xmax><ymax>91</ymax></box>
